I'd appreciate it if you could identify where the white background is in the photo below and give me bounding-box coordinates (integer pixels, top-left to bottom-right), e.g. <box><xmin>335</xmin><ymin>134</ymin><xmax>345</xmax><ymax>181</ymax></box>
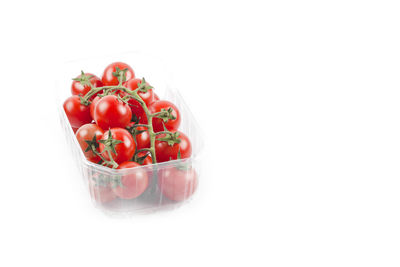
<box><xmin>0</xmin><ymin>0</ymin><xmax>399</xmax><ymax>266</ymax></box>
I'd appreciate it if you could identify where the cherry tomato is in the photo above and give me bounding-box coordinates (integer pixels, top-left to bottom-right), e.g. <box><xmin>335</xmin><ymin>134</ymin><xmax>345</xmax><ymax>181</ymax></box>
<box><xmin>155</xmin><ymin>131</ymin><xmax>192</xmax><ymax>162</ymax></box>
<box><xmin>153</xmin><ymin>93</ymin><xmax>160</xmax><ymax>102</ymax></box>
<box><xmin>115</xmin><ymin>161</ymin><xmax>149</xmax><ymax>199</ymax></box>
<box><xmin>90</xmin><ymin>96</ymin><xmax>101</xmax><ymax>120</ymax></box>
<box><xmin>119</xmin><ymin>91</ymin><xmax>148</xmax><ymax>124</ymax></box>
<box><xmin>123</xmin><ymin>78</ymin><xmax>157</xmax><ymax>106</ymax></box>
<box><xmin>94</xmin><ymin>95</ymin><xmax>132</xmax><ymax>129</ymax></box>
<box><xmin>135</xmin><ymin>126</ymin><xmax>150</xmax><ymax>150</ymax></box>
<box><xmin>75</xmin><ymin>124</ymin><xmax>104</xmax><ymax>162</ymax></box>
<box><xmin>149</xmin><ymin>100</ymin><xmax>181</xmax><ymax>132</ymax></box>
<box><xmin>71</xmin><ymin>73</ymin><xmax>103</xmax><ymax>98</ymax></box>
<box><xmin>63</xmin><ymin>95</ymin><xmax>92</xmax><ymax>128</ymax></box>
<box><xmin>136</xmin><ymin>151</ymin><xmax>153</xmax><ymax>165</ymax></box>
<box><xmin>72</xmin><ymin>127</ymin><xmax>79</xmax><ymax>134</ymax></box>
<box><xmin>158</xmin><ymin>166</ymin><xmax>198</xmax><ymax>201</ymax></box>
<box><xmin>102</xmin><ymin>62</ymin><xmax>135</xmax><ymax>86</ymax></box>
<box><xmin>99</xmin><ymin>128</ymin><xmax>135</xmax><ymax>164</ymax></box>
<box><xmin>88</xmin><ymin>176</ymin><xmax>116</xmax><ymax>204</ymax></box>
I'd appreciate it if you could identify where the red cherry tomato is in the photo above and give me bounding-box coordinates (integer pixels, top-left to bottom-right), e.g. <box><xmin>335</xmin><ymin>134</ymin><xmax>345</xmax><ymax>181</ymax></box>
<box><xmin>88</xmin><ymin>176</ymin><xmax>116</xmax><ymax>204</ymax></box>
<box><xmin>94</xmin><ymin>95</ymin><xmax>132</xmax><ymax>129</ymax></box>
<box><xmin>99</xmin><ymin>128</ymin><xmax>135</xmax><ymax>164</ymax></box>
<box><xmin>90</xmin><ymin>96</ymin><xmax>101</xmax><ymax>120</ymax></box>
<box><xmin>71</xmin><ymin>73</ymin><xmax>103</xmax><ymax>98</ymax></box>
<box><xmin>149</xmin><ymin>100</ymin><xmax>181</xmax><ymax>132</ymax></box>
<box><xmin>75</xmin><ymin>124</ymin><xmax>104</xmax><ymax>162</ymax></box>
<box><xmin>123</xmin><ymin>78</ymin><xmax>157</xmax><ymax>106</ymax></box>
<box><xmin>63</xmin><ymin>95</ymin><xmax>92</xmax><ymax>128</ymax></box>
<box><xmin>158</xmin><ymin>166</ymin><xmax>198</xmax><ymax>201</ymax></box>
<box><xmin>135</xmin><ymin>126</ymin><xmax>150</xmax><ymax>150</ymax></box>
<box><xmin>102</xmin><ymin>62</ymin><xmax>135</xmax><ymax>86</ymax></box>
<box><xmin>119</xmin><ymin>91</ymin><xmax>148</xmax><ymax>124</ymax></box>
<box><xmin>155</xmin><ymin>131</ymin><xmax>192</xmax><ymax>162</ymax></box>
<box><xmin>115</xmin><ymin>161</ymin><xmax>149</xmax><ymax>199</ymax></box>
<box><xmin>136</xmin><ymin>151</ymin><xmax>153</xmax><ymax>165</ymax></box>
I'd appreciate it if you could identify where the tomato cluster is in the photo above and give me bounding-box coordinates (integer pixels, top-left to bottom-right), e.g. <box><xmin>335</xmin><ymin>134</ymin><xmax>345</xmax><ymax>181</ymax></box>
<box><xmin>63</xmin><ymin>62</ymin><xmax>197</xmax><ymax>202</ymax></box>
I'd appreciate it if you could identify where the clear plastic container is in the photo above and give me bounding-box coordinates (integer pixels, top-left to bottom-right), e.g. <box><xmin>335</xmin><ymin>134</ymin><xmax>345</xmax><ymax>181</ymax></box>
<box><xmin>57</xmin><ymin>53</ymin><xmax>204</xmax><ymax>214</ymax></box>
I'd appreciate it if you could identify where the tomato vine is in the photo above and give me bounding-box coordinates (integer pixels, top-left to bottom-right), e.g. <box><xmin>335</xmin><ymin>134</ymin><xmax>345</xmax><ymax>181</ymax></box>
<box><xmin>77</xmin><ymin>69</ymin><xmax>177</xmax><ymax>168</ymax></box>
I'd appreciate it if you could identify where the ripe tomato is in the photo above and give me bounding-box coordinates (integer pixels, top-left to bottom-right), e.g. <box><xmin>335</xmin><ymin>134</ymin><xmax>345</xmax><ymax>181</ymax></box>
<box><xmin>123</xmin><ymin>78</ymin><xmax>157</xmax><ymax>106</ymax></box>
<box><xmin>75</xmin><ymin>124</ymin><xmax>104</xmax><ymax>162</ymax></box>
<box><xmin>153</xmin><ymin>93</ymin><xmax>160</xmax><ymax>102</ymax></box>
<box><xmin>63</xmin><ymin>95</ymin><xmax>92</xmax><ymax>128</ymax></box>
<box><xmin>99</xmin><ymin>128</ymin><xmax>135</xmax><ymax>164</ymax></box>
<box><xmin>135</xmin><ymin>126</ymin><xmax>150</xmax><ymax>150</ymax></box>
<box><xmin>149</xmin><ymin>100</ymin><xmax>181</xmax><ymax>132</ymax></box>
<box><xmin>102</xmin><ymin>62</ymin><xmax>135</xmax><ymax>86</ymax></box>
<box><xmin>115</xmin><ymin>161</ymin><xmax>149</xmax><ymax>199</ymax></box>
<box><xmin>88</xmin><ymin>176</ymin><xmax>116</xmax><ymax>204</ymax></box>
<box><xmin>94</xmin><ymin>95</ymin><xmax>132</xmax><ymax>129</ymax></box>
<box><xmin>90</xmin><ymin>95</ymin><xmax>101</xmax><ymax>120</ymax></box>
<box><xmin>136</xmin><ymin>151</ymin><xmax>153</xmax><ymax>165</ymax></box>
<box><xmin>155</xmin><ymin>131</ymin><xmax>192</xmax><ymax>162</ymax></box>
<box><xmin>119</xmin><ymin>91</ymin><xmax>148</xmax><ymax>124</ymax></box>
<box><xmin>158</xmin><ymin>166</ymin><xmax>198</xmax><ymax>201</ymax></box>
<box><xmin>71</xmin><ymin>73</ymin><xmax>103</xmax><ymax>98</ymax></box>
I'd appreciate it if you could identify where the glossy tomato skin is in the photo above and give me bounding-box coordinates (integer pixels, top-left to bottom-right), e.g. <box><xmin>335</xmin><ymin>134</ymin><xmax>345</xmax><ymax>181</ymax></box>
<box><xmin>71</xmin><ymin>73</ymin><xmax>103</xmax><ymax>98</ymax></box>
<box><xmin>88</xmin><ymin>177</ymin><xmax>116</xmax><ymax>204</ymax></box>
<box><xmin>149</xmin><ymin>100</ymin><xmax>181</xmax><ymax>132</ymax></box>
<box><xmin>135</xmin><ymin>126</ymin><xmax>150</xmax><ymax>150</ymax></box>
<box><xmin>102</xmin><ymin>62</ymin><xmax>135</xmax><ymax>86</ymax></box>
<box><xmin>155</xmin><ymin>131</ymin><xmax>192</xmax><ymax>162</ymax></box>
<box><xmin>63</xmin><ymin>95</ymin><xmax>92</xmax><ymax>128</ymax></box>
<box><xmin>115</xmin><ymin>161</ymin><xmax>149</xmax><ymax>199</ymax></box>
<box><xmin>90</xmin><ymin>96</ymin><xmax>100</xmax><ymax>120</ymax></box>
<box><xmin>94</xmin><ymin>95</ymin><xmax>132</xmax><ymax>129</ymax></box>
<box><xmin>75</xmin><ymin>124</ymin><xmax>104</xmax><ymax>162</ymax></box>
<box><xmin>123</xmin><ymin>78</ymin><xmax>157</xmax><ymax>106</ymax></box>
<box><xmin>99</xmin><ymin>128</ymin><xmax>135</xmax><ymax>164</ymax></box>
<box><xmin>158</xmin><ymin>167</ymin><xmax>198</xmax><ymax>201</ymax></box>
<box><xmin>119</xmin><ymin>91</ymin><xmax>148</xmax><ymax>124</ymax></box>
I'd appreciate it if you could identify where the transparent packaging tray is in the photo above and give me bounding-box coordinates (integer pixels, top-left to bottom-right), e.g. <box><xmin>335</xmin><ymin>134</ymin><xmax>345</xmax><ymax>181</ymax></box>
<box><xmin>57</xmin><ymin>53</ymin><xmax>203</xmax><ymax>214</ymax></box>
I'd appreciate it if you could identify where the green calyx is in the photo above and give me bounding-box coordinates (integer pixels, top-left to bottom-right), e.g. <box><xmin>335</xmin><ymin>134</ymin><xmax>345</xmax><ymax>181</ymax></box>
<box><xmin>137</xmin><ymin>78</ymin><xmax>153</xmax><ymax>93</ymax></box>
<box><xmin>156</xmin><ymin>131</ymin><xmax>181</xmax><ymax>146</ymax></box>
<box><xmin>153</xmin><ymin>107</ymin><xmax>176</xmax><ymax>123</ymax></box>
<box><xmin>72</xmin><ymin>70</ymin><xmax>94</xmax><ymax>87</ymax></box>
<box><xmin>98</xmin><ymin>129</ymin><xmax>123</xmax><ymax>155</ymax></box>
<box><xmin>112</xmin><ymin>67</ymin><xmax>129</xmax><ymax>84</ymax></box>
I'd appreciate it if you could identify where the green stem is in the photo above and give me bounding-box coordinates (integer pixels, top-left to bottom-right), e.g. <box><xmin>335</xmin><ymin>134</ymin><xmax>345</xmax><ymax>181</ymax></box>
<box><xmin>81</xmin><ymin>78</ymin><xmax>160</xmax><ymax>164</ymax></box>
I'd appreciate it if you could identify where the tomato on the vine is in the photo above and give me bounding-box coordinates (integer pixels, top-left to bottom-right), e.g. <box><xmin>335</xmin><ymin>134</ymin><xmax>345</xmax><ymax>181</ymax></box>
<box><xmin>71</xmin><ymin>73</ymin><xmax>103</xmax><ymax>98</ymax></box>
<box><xmin>123</xmin><ymin>78</ymin><xmax>157</xmax><ymax>106</ymax></box>
<box><xmin>115</xmin><ymin>161</ymin><xmax>149</xmax><ymax>199</ymax></box>
<box><xmin>99</xmin><ymin>128</ymin><xmax>135</xmax><ymax>164</ymax></box>
<box><xmin>149</xmin><ymin>100</ymin><xmax>181</xmax><ymax>132</ymax></box>
<box><xmin>75</xmin><ymin>123</ymin><xmax>104</xmax><ymax>162</ymax></box>
<box><xmin>119</xmin><ymin>91</ymin><xmax>147</xmax><ymax>124</ymax></box>
<box><xmin>94</xmin><ymin>95</ymin><xmax>132</xmax><ymax>129</ymax></box>
<box><xmin>158</xmin><ymin>166</ymin><xmax>198</xmax><ymax>201</ymax></box>
<box><xmin>134</xmin><ymin>126</ymin><xmax>150</xmax><ymax>150</ymax></box>
<box><xmin>102</xmin><ymin>62</ymin><xmax>135</xmax><ymax>86</ymax></box>
<box><xmin>155</xmin><ymin>131</ymin><xmax>192</xmax><ymax>162</ymax></box>
<box><xmin>136</xmin><ymin>151</ymin><xmax>153</xmax><ymax>165</ymax></box>
<box><xmin>63</xmin><ymin>95</ymin><xmax>92</xmax><ymax>128</ymax></box>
